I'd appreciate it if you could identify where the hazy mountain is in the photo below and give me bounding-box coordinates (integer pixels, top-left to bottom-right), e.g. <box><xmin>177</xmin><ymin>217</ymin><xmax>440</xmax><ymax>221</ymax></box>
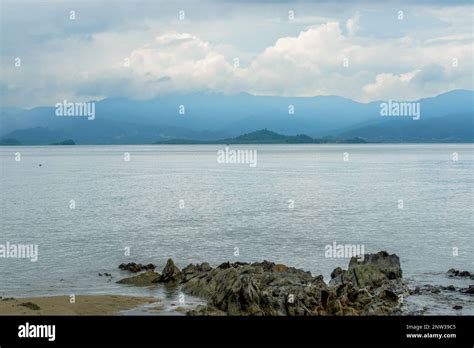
<box><xmin>339</xmin><ymin>112</ymin><xmax>474</xmax><ymax>143</ymax></box>
<box><xmin>1</xmin><ymin>90</ymin><xmax>472</xmax><ymax>144</ymax></box>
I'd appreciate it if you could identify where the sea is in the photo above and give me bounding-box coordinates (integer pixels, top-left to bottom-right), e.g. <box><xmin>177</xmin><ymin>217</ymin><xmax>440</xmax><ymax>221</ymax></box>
<box><xmin>0</xmin><ymin>144</ymin><xmax>473</xmax><ymax>315</ymax></box>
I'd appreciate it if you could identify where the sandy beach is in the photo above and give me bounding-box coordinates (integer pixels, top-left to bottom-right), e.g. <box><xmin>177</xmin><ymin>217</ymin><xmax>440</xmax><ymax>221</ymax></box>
<box><xmin>0</xmin><ymin>295</ymin><xmax>156</xmax><ymax>315</ymax></box>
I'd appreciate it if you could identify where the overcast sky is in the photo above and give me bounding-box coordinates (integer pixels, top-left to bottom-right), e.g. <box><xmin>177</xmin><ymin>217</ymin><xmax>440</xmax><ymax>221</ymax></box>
<box><xmin>0</xmin><ymin>0</ymin><xmax>473</xmax><ymax>108</ymax></box>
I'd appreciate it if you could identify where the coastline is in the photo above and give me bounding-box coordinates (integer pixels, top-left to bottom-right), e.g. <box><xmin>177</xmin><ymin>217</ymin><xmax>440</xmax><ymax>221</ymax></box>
<box><xmin>0</xmin><ymin>295</ymin><xmax>156</xmax><ymax>315</ymax></box>
<box><xmin>1</xmin><ymin>256</ymin><xmax>472</xmax><ymax>316</ymax></box>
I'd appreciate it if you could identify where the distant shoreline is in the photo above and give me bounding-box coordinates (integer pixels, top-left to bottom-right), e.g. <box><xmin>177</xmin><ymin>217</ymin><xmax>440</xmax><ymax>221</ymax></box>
<box><xmin>3</xmin><ymin>128</ymin><xmax>473</xmax><ymax>146</ymax></box>
<box><xmin>1</xmin><ymin>142</ymin><xmax>473</xmax><ymax>146</ymax></box>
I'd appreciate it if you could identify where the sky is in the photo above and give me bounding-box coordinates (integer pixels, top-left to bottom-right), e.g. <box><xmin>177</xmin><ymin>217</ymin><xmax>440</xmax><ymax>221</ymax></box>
<box><xmin>0</xmin><ymin>0</ymin><xmax>473</xmax><ymax>108</ymax></box>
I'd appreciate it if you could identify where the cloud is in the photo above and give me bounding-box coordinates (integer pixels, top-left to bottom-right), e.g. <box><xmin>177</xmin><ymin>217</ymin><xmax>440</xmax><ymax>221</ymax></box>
<box><xmin>0</xmin><ymin>1</ymin><xmax>472</xmax><ymax>107</ymax></box>
<box><xmin>346</xmin><ymin>12</ymin><xmax>360</xmax><ymax>36</ymax></box>
<box><xmin>239</xmin><ymin>21</ymin><xmax>472</xmax><ymax>101</ymax></box>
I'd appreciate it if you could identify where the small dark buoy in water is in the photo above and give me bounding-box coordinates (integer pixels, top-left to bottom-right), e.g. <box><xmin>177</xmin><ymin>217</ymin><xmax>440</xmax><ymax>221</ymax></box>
<box><xmin>38</xmin><ymin>164</ymin><xmax>42</xmax><ymax>167</ymax></box>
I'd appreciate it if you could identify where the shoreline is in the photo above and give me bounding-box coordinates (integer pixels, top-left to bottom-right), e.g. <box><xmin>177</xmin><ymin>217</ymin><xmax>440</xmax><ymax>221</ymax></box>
<box><xmin>0</xmin><ymin>295</ymin><xmax>156</xmax><ymax>315</ymax></box>
<box><xmin>1</xmin><ymin>255</ymin><xmax>471</xmax><ymax>316</ymax></box>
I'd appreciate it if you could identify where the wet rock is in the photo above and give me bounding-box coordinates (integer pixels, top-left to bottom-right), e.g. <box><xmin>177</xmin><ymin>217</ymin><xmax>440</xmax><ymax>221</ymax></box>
<box><xmin>453</xmin><ymin>305</ymin><xmax>463</xmax><ymax>310</ymax></box>
<box><xmin>460</xmin><ymin>285</ymin><xmax>474</xmax><ymax>295</ymax></box>
<box><xmin>447</xmin><ymin>269</ymin><xmax>471</xmax><ymax>278</ymax></box>
<box><xmin>158</xmin><ymin>258</ymin><xmax>183</xmax><ymax>283</ymax></box>
<box><xmin>118</xmin><ymin>262</ymin><xmax>156</xmax><ymax>273</ymax></box>
<box><xmin>117</xmin><ymin>270</ymin><xmax>161</xmax><ymax>285</ymax></box>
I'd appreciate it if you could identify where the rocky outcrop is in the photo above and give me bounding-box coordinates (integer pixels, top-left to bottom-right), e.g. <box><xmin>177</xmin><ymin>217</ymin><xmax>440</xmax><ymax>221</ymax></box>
<box><xmin>181</xmin><ymin>260</ymin><xmax>326</xmax><ymax>315</ymax></box>
<box><xmin>158</xmin><ymin>258</ymin><xmax>183</xmax><ymax>283</ymax></box>
<box><xmin>117</xmin><ymin>259</ymin><xmax>181</xmax><ymax>285</ymax></box>
<box><xmin>117</xmin><ymin>270</ymin><xmax>161</xmax><ymax>285</ymax></box>
<box><xmin>329</xmin><ymin>251</ymin><xmax>402</xmax><ymax>289</ymax></box>
<box><xmin>116</xmin><ymin>251</ymin><xmax>408</xmax><ymax>315</ymax></box>
<box><xmin>180</xmin><ymin>252</ymin><xmax>406</xmax><ymax>316</ymax></box>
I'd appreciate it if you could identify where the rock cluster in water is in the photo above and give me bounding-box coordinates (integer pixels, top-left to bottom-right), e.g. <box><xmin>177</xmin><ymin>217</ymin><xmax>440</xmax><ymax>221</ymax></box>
<box><xmin>447</xmin><ymin>268</ymin><xmax>473</xmax><ymax>279</ymax></box>
<box><xmin>117</xmin><ymin>251</ymin><xmax>409</xmax><ymax>315</ymax></box>
<box><xmin>118</xmin><ymin>262</ymin><xmax>156</xmax><ymax>273</ymax></box>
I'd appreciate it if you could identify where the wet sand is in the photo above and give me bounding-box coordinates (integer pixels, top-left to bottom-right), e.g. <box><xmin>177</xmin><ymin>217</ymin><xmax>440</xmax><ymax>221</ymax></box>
<box><xmin>0</xmin><ymin>295</ymin><xmax>156</xmax><ymax>315</ymax></box>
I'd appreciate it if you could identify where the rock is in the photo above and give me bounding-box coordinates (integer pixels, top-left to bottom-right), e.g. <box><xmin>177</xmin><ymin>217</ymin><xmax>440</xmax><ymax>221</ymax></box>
<box><xmin>201</xmin><ymin>263</ymin><xmax>212</xmax><ymax>272</ymax></box>
<box><xmin>182</xmin><ymin>260</ymin><xmax>325</xmax><ymax>315</ymax></box>
<box><xmin>273</xmin><ymin>264</ymin><xmax>288</xmax><ymax>272</ymax></box>
<box><xmin>180</xmin><ymin>255</ymin><xmax>405</xmax><ymax>316</ymax></box>
<box><xmin>158</xmin><ymin>258</ymin><xmax>183</xmax><ymax>283</ymax></box>
<box><xmin>115</xmin><ymin>251</ymin><xmax>405</xmax><ymax>316</ymax></box>
<box><xmin>331</xmin><ymin>267</ymin><xmax>344</xmax><ymax>279</ymax></box>
<box><xmin>460</xmin><ymin>285</ymin><xmax>474</xmax><ymax>294</ymax></box>
<box><xmin>343</xmin><ymin>251</ymin><xmax>402</xmax><ymax>289</ymax></box>
<box><xmin>447</xmin><ymin>269</ymin><xmax>471</xmax><ymax>278</ymax></box>
<box><xmin>118</xmin><ymin>262</ymin><xmax>156</xmax><ymax>273</ymax></box>
<box><xmin>182</xmin><ymin>263</ymin><xmax>214</xmax><ymax>282</ymax></box>
<box><xmin>453</xmin><ymin>305</ymin><xmax>463</xmax><ymax>310</ymax></box>
<box><xmin>117</xmin><ymin>270</ymin><xmax>161</xmax><ymax>285</ymax></box>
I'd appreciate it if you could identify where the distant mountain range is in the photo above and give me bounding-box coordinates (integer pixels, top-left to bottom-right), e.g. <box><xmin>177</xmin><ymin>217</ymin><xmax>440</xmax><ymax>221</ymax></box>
<box><xmin>1</xmin><ymin>89</ymin><xmax>472</xmax><ymax>145</ymax></box>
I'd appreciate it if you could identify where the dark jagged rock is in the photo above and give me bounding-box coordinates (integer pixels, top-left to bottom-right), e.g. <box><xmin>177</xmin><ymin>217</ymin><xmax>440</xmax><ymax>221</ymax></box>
<box><xmin>341</xmin><ymin>251</ymin><xmax>402</xmax><ymax>289</ymax></box>
<box><xmin>447</xmin><ymin>269</ymin><xmax>472</xmax><ymax>278</ymax></box>
<box><xmin>116</xmin><ymin>251</ymin><xmax>407</xmax><ymax>316</ymax></box>
<box><xmin>181</xmin><ymin>260</ymin><xmax>325</xmax><ymax>315</ymax></box>
<box><xmin>460</xmin><ymin>285</ymin><xmax>474</xmax><ymax>295</ymax></box>
<box><xmin>117</xmin><ymin>270</ymin><xmax>161</xmax><ymax>285</ymax></box>
<box><xmin>118</xmin><ymin>262</ymin><xmax>156</xmax><ymax>273</ymax></box>
<box><xmin>331</xmin><ymin>267</ymin><xmax>344</xmax><ymax>279</ymax></box>
<box><xmin>179</xmin><ymin>253</ymin><xmax>406</xmax><ymax>316</ymax></box>
<box><xmin>158</xmin><ymin>258</ymin><xmax>183</xmax><ymax>283</ymax></box>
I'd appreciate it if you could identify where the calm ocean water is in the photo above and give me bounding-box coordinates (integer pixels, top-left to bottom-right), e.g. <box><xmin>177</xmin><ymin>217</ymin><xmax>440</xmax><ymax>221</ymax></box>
<box><xmin>0</xmin><ymin>144</ymin><xmax>473</xmax><ymax>314</ymax></box>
